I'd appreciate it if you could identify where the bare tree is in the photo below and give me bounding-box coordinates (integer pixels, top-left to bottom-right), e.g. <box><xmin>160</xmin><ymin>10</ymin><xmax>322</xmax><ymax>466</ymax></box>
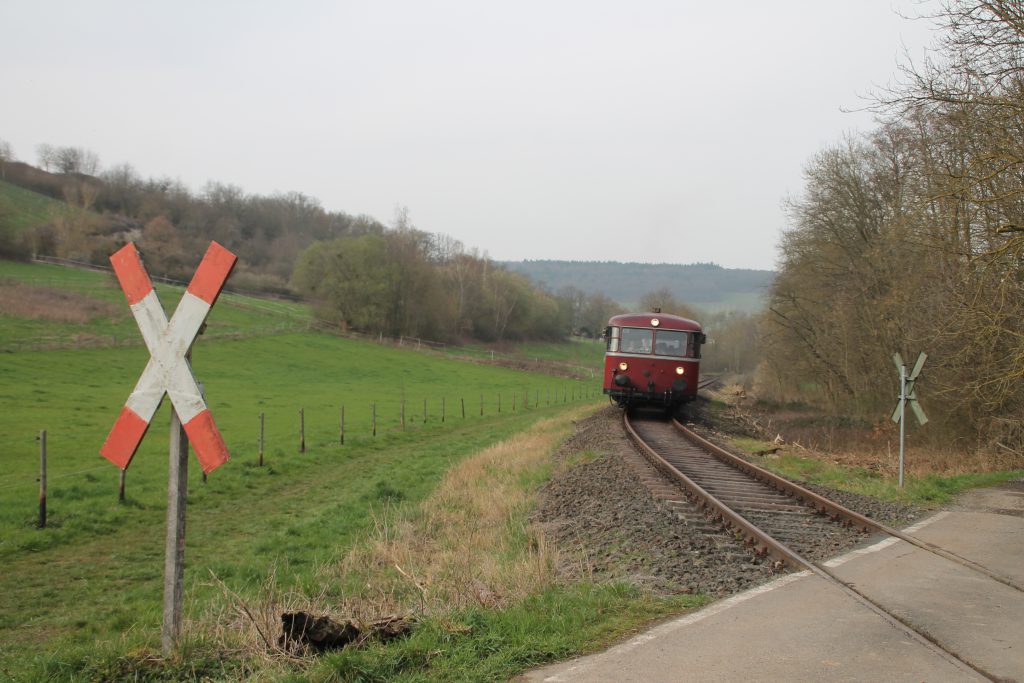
<box><xmin>0</xmin><ymin>138</ymin><xmax>13</xmax><ymax>180</ymax></box>
<box><xmin>638</xmin><ymin>287</ymin><xmax>698</xmax><ymax>319</ymax></box>
<box><xmin>36</xmin><ymin>143</ymin><xmax>56</xmax><ymax>171</ymax></box>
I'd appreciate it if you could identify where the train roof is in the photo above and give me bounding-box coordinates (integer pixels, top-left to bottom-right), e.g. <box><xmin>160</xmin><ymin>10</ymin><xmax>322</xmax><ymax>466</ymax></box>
<box><xmin>608</xmin><ymin>313</ymin><xmax>702</xmax><ymax>331</ymax></box>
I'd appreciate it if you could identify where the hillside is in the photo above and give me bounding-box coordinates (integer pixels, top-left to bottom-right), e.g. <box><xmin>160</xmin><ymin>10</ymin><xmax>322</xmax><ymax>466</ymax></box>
<box><xmin>0</xmin><ymin>178</ymin><xmax>71</xmax><ymax>231</ymax></box>
<box><xmin>0</xmin><ymin>259</ymin><xmax>312</xmax><ymax>351</ymax></box>
<box><xmin>503</xmin><ymin>260</ymin><xmax>774</xmax><ymax>313</ymax></box>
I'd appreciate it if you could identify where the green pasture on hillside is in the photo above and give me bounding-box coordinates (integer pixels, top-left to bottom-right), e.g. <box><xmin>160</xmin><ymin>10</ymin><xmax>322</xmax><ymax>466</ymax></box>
<box><xmin>514</xmin><ymin>338</ymin><xmax>605</xmax><ymax>367</ymax></box>
<box><xmin>0</xmin><ymin>259</ymin><xmax>312</xmax><ymax>349</ymax></box>
<box><xmin>0</xmin><ymin>332</ymin><xmax>597</xmax><ymax>557</ymax></box>
<box><xmin>0</xmin><ymin>329</ymin><xmax>603</xmax><ymax>676</ymax></box>
<box><xmin>0</xmin><ymin>179</ymin><xmax>71</xmax><ymax>231</ymax></box>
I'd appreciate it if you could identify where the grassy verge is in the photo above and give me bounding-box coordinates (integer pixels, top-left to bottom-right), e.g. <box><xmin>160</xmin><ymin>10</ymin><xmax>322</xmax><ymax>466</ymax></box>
<box><xmin>728</xmin><ymin>438</ymin><xmax>1024</xmax><ymax>507</ymax></box>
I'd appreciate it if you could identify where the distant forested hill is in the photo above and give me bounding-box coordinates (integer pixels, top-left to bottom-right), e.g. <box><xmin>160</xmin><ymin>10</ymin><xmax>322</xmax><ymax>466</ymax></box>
<box><xmin>502</xmin><ymin>260</ymin><xmax>775</xmax><ymax>313</ymax></box>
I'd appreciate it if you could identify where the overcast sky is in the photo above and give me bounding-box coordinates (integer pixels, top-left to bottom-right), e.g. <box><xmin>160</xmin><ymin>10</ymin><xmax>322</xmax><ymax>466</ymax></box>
<box><xmin>0</xmin><ymin>1</ymin><xmax>939</xmax><ymax>270</ymax></box>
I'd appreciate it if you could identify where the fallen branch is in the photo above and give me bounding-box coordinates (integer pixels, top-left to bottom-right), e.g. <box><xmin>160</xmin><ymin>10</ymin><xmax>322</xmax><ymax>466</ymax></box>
<box><xmin>996</xmin><ymin>441</ymin><xmax>1023</xmax><ymax>457</ymax></box>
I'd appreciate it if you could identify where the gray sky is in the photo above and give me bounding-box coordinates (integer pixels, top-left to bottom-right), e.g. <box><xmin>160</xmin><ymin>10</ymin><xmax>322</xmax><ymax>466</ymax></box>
<box><xmin>0</xmin><ymin>1</ymin><xmax>938</xmax><ymax>270</ymax></box>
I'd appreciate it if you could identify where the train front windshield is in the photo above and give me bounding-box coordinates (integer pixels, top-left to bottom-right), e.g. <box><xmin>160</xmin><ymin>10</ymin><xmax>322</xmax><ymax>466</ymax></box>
<box><xmin>619</xmin><ymin>327</ymin><xmax>653</xmax><ymax>354</ymax></box>
<box><xmin>653</xmin><ymin>329</ymin><xmax>686</xmax><ymax>356</ymax></box>
<box><xmin>608</xmin><ymin>326</ymin><xmax>699</xmax><ymax>358</ymax></box>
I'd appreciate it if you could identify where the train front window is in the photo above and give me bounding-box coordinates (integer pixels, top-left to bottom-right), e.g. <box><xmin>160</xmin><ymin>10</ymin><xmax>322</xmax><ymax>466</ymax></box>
<box><xmin>653</xmin><ymin>330</ymin><xmax>687</xmax><ymax>357</ymax></box>
<box><xmin>620</xmin><ymin>327</ymin><xmax>653</xmax><ymax>354</ymax></box>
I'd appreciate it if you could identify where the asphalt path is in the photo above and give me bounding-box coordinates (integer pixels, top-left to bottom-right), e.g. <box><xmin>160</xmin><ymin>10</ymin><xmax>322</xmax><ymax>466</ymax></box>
<box><xmin>520</xmin><ymin>481</ymin><xmax>1024</xmax><ymax>682</ymax></box>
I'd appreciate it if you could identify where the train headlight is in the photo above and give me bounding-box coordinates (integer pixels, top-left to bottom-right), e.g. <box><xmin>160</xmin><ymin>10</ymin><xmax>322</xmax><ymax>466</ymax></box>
<box><xmin>651</xmin><ymin>318</ymin><xmax>660</xmax><ymax>327</ymax></box>
<box><xmin>618</xmin><ymin>362</ymin><xmax>629</xmax><ymax>371</ymax></box>
<box><xmin>675</xmin><ymin>366</ymin><xmax>685</xmax><ymax>375</ymax></box>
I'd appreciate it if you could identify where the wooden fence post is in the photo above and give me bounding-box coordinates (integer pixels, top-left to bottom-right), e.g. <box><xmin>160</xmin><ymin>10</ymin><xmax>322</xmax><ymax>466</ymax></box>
<box><xmin>339</xmin><ymin>406</ymin><xmax>344</xmax><ymax>446</ymax></box>
<box><xmin>299</xmin><ymin>408</ymin><xmax>305</xmax><ymax>453</ymax></box>
<box><xmin>38</xmin><ymin>430</ymin><xmax>46</xmax><ymax>529</ymax></box>
<box><xmin>119</xmin><ymin>469</ymin><xmax>126</xmax><ymax>502</ymax></box>
<box><xmin>461</xmin><ymin>397</ymin><xmax>465</xmax><ymax>419</ymax></box>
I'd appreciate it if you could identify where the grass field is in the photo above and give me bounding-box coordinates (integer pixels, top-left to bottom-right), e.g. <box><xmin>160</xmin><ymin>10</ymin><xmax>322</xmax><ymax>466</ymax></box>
<box><xmin>0</xmin><ymin>260</ymin><xmax>657</xmax><ymax>679</ymax></box>
<box><xmin>0</xmin><ymin>332</ymin><xmax>606</xmax><ymax>679</ymax></box>
<box><xmin>0</xmin><ymin>179</ymin><xmax>71</xmax><ymax>232</ymax></box>
<box><xmin>513</xmin><ymin>338</ymin><xmax>605</xmax><ymax>367</ymax></box>
<box><xmin>0</xmin><ymin>332</ymin><xmax>598</xmax><ymax>558</ymax></box>
<box><xmin>0</xmin><ymin>260</ymin><xmax>312</xmax><ymax>350</ymax></box>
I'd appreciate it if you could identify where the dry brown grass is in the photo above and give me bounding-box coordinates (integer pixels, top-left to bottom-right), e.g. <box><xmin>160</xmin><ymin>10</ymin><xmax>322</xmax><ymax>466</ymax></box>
<box><xmin>332</xmin><ymin>409</ymin><xmax>592</xmax><ymax>620</ymax></box>
<box><xmin>821</xmin><ymin>440</ymin><xmax>1023</xmax><ymax>478</ymax></box>
<box><xmin>0</xmin><ymin>280</ymin><xmax>123</xmax><ymax>323</ymax></box>
<box><xmin>204</xmin><ymin>405</ymin><xmax>594</xmax><ymax>659</ymax></box>
<box><xmin>725</xmin><ymin>386</ymin><xmax>1024</xmax><ymax>477</ymax></box>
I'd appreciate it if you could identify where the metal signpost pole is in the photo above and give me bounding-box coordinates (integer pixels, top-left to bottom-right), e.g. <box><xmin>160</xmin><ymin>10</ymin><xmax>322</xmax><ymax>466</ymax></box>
<box><xmin>899</xmin><ymin>363</ymin><xmax>906</xmax><ymax>489</ymax></box>
<box><xmin>891</xmin><ymin>352</ymin><xmax>927</xmax><ymax>491</ymax></box>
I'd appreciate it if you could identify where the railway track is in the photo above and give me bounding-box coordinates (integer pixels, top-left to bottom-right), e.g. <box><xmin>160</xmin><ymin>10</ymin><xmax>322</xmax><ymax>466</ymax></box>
<box><xmin>623</xmin><ymin>413</ymin><xmax>1024</xmax><ymax>681</ymax></box>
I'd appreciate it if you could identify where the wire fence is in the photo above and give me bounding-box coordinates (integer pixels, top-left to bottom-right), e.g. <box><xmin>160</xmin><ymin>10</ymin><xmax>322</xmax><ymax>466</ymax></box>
<box><xmin>0</xmin><ymin>384</ymin><xmax>606</xmax><ymax>502</ymax></box>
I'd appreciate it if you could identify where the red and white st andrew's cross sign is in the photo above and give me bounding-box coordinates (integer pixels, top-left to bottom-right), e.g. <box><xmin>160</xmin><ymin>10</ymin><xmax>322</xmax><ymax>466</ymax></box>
<box><xmin>100</xmin><ymin>241</ymin><xmax>237</xmax><ymax>474</ymax></box>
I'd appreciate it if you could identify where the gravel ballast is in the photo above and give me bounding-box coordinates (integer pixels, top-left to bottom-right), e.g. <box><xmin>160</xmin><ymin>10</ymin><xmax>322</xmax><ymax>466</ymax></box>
<box><xmin>533</xmin><ymin>404</ymin><xmax>924</xmax><ymax>598</ymax></box>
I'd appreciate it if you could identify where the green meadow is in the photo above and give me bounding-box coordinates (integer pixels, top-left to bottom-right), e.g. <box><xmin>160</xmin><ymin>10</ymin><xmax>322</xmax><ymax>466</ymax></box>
<box><xmin>0</xmin><ymin>332</ymin><xmax>595</xmax><ymax>555</ymax></box>
<box><xmin>0</xmin><ymin>259</ymin><xmax>702</xmax><ymax>681</ymax></box>
<box><xmin>0</xmin><ymin>259</ymin><xmax>310</xmax><ymax>350</ymax></box>
<box><xmin>0</xmin><ymin>179</ymin><xmax>72</xmax><ymax>231</ymax></box>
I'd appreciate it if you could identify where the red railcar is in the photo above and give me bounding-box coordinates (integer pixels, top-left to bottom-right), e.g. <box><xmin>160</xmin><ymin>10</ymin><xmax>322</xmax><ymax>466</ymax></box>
<box><xmin>602</xmin><ymin>312</ymin><xmax>706</xmax><ymax>409</ymax></box>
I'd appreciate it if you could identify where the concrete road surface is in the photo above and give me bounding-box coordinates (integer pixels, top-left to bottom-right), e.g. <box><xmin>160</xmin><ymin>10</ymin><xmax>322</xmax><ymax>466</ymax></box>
<box><xmin>520</xmin><ymin>481</ymin><xmax>1024</xmax><ymax>683</ymax></box>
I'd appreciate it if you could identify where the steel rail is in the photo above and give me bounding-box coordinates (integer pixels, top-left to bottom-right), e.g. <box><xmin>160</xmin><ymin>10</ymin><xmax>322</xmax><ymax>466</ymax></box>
<box><xmin>622</xmin><ymin>412</ymin><xmax>806</xmax><ymax>570</ymax></box>
<box><xmin>670</xmin><ymin>418</ymin><xmax>1024</xmax><ymax>593</ymax></box>
<box><xmin>624</xmin><ymin>413</ymin><xmax>1010</xmax><ymax>681</ymax></box>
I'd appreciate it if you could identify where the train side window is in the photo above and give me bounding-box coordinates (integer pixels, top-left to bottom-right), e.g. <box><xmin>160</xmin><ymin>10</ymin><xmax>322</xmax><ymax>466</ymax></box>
<box><xmin>605</xmin><ymin>326</ymin><xmax>620</xmax><ymax>352</ymax></box>
<box><xmin>620</xmin><ymin>327</ymin><xmax>653</xmax><ymax>354</ymax></box>
<box><xmin>687</xmin><ymin>332</ymin><xmax>705</xmax><ymax>358</ymax></box>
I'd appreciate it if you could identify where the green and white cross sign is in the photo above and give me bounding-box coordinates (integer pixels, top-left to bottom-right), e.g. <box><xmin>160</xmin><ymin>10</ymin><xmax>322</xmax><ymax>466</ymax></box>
<box><xmin>891</xmin><ymin>352</ymin><xmax>928</xmax><ymax>426</ymax></box>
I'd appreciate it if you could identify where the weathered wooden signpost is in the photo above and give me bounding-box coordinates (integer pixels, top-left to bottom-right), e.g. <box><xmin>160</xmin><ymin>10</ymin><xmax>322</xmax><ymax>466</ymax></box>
<box><xmin>99</xmin><ymin>241</ymin><xmax>236</xmax><ymax>655</ymax></box>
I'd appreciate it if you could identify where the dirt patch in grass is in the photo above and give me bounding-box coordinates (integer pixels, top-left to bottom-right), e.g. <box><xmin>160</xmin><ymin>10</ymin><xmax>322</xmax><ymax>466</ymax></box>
<box><xmin>0</xmin><ymin>280</ymin><xmax>123</xmax><ymax>323</ymax></box>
